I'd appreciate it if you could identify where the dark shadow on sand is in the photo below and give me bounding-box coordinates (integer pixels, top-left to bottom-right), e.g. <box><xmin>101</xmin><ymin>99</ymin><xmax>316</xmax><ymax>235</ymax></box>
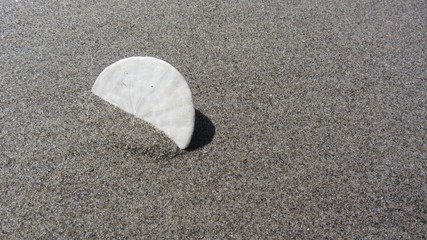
<box><xmin>186</xmin><ymin>110</ymin><xmax>215</xmax><ymax>151</ymax></box>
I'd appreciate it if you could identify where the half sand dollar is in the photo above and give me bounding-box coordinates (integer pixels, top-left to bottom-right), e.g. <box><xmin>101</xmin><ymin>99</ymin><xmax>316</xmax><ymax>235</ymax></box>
<box><xmin>92</xmin><ymin>57</ymin><xmax>195</xmax><ymax>149</ymax></box>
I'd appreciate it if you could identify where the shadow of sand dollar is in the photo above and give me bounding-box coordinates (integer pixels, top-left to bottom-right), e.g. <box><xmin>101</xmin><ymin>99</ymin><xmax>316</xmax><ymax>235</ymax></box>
<box><xmin>186</xmin><ymin>110</ymin><xmax>215</xmax><ymax>151</ymax></box>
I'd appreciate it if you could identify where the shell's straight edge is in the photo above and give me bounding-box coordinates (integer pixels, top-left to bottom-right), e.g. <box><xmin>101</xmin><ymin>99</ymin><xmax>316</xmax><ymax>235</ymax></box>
<box><xmin>92</xmin><ymin>57</ymin><xmax>195</xmax><ymax>149</ymax></box>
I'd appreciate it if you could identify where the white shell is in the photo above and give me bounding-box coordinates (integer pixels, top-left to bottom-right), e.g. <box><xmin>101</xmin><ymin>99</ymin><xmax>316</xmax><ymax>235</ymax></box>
<box><xmin>92</xmin><ymin>57</ymin><xmax>195</xmax><ymax>149</ymax></box>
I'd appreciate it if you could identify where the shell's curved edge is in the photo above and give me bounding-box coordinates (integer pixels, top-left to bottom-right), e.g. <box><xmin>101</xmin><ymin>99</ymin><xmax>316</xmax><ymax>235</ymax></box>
<box><xmin>91</xmin><ymin>56</ymin><xmax>195</xmax><ymax>149</ymax></box>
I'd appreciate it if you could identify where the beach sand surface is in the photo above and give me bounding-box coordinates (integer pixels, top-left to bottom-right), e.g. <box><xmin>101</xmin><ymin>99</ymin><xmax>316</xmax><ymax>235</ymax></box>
<box><xmin>1</xmin><ymin>0</ymin><xmax>426</xmax><ymax>238</ymax></box>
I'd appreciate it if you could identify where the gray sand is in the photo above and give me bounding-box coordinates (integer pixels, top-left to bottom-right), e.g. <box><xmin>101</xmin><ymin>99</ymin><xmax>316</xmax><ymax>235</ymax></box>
<box><xmin>1</xmin><ymin>0</ymin><xmax>426</xmax><ymax>238</ymax></box>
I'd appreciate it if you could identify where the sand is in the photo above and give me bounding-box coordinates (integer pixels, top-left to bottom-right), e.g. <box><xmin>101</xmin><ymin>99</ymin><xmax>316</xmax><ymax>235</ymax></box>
<box><xmin>1</xmin><ymin>0</ymin><xmax>426</xmax><ymax>238</ymax></box>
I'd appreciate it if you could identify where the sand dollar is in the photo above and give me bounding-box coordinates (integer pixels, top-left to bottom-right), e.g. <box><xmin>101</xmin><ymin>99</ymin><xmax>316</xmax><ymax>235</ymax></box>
<box><xmin>92</xmin><ymin>57</ymin><xmax>195</xmax><ymax>149</ymax></box>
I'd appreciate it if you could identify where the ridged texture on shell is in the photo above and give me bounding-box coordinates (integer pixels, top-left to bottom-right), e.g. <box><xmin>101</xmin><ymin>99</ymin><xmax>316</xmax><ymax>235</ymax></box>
<box><xmin>92</xmin><ymin>57</ymin><xmax>195</xmax><ymax>149</ymax></box>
